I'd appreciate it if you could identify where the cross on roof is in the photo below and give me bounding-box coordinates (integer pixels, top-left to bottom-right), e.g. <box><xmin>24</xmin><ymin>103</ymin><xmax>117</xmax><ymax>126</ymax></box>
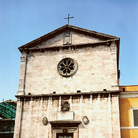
<box><xmin>64</xmin><ymin>14</ymin><xmax>74</xmax><ymax>24</ymax></box>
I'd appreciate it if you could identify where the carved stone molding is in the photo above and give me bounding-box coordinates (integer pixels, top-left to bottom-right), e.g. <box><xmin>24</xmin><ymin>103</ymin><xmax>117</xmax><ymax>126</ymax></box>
<box><xmin>61</xmin><ymin>101</ymin><xmax>70</xmax><ymax>112</ymax></box>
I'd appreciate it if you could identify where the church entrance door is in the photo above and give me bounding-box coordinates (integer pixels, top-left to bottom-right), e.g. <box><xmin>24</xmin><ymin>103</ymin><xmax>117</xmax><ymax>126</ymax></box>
<box><xmin>56</xmin><ymin>133</ymin><xmax>73</xmax><ymax>138</ymax></box>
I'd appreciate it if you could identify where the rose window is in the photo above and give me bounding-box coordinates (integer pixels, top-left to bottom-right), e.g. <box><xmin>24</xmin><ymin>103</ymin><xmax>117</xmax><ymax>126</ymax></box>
<box><xmin>57</xmin><ymin>58</ymin><xmax>78</xmax><ymax>77</ymax></box>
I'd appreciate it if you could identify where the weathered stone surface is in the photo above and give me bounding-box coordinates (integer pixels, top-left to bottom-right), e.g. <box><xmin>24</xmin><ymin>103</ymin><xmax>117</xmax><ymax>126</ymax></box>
<box><xmin>14</xmin><ymin>25</ymin><xmax>120</xmax><ymax>138</ymax></box>
<box><xmin>18</xmin><ymin>44</ymin><xmax>119</xmax><ymax>96</ymax></box>
<box><xmin>14</xmin><ymin>94</ymin><xmax>120</xmax><ymax>138</ymax></box>
<box><xmin>57</xmin><ymin>111</ymin><xmax>74</xmax><ymax>120</ymax></box>
<box><xmin>37</xmin><ymin>31</ymin><xmax>102</xmax><ymax>48</ymax></box>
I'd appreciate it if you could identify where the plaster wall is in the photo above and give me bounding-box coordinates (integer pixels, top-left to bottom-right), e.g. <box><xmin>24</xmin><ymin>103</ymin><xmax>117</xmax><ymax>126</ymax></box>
<box><xmin>119</xmin><ymin>97</ymin><xmax>138</xmax><ymax>138</ymax></box>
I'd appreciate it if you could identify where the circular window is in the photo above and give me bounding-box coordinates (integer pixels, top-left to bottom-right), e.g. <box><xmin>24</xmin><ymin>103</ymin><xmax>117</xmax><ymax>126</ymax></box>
<box><xmin>57</xmin><ymin>58</ymin><xmax>78</xmax><ymax>77</ymax></box>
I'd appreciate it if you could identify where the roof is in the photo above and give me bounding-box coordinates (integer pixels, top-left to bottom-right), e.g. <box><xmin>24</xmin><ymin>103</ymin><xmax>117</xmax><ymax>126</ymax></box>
<box><xmin>18</xmin><ymin>24</ymin><xmax>120</xmax><ymax>52</ymax></box>
<box><xmin>0</xmin><ymin>100</ymin><xmax>17</xmax><ymax>119</ymax></box>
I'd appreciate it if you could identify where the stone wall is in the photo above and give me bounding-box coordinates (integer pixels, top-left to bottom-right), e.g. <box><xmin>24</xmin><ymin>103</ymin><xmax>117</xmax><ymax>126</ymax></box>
<box><xmin>14</xmin><ymin>93</ymin><xmax>120</xmax><ymax>138</ymax></box>
<box><xmin>15</xmin><ymin>28</ymin><xmax>120</xmax><ymax>138</ymax></box>
<box><xmin>37</xmin><ymin>31</ymin><xmax>102</xmax><ymax>48</ymax></box>
<box><xmin>18</xmin><ymin>42</ymin><xmax>119</xmax><ymax>96</ymax></box>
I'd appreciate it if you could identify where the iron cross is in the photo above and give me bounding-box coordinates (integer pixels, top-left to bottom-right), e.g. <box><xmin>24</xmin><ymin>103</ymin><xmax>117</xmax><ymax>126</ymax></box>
<box><xmin>64</xmin><ymin>14</ymin><xmax>74</xmax><ymax>24</ymax></box>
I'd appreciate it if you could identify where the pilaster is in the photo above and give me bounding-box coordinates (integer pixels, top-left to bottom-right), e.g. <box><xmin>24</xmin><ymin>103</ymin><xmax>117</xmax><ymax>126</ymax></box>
<box><xmin>17</xmin><ymin>52</ymin><xmax>27</xmax><ymax>95</ymax></box>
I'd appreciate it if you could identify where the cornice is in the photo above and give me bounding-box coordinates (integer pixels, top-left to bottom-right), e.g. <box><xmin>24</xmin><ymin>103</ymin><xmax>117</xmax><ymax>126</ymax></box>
<box><xmin>15</xmin><ymin>90</ymin><xmax>120</xmax><ymax>99</ymax></box>
<box><xmin>119</xmin><ymin>91</ymin><xmax>138</xmax><ymax>98</ymax></box>
<box><xmin>19</xmin><ymin>39</ymin><xmax>119</xmax><ymax>53</ymax></box>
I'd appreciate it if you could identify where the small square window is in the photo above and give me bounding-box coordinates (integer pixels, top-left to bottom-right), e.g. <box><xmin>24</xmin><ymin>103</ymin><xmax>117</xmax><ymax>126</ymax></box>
<box><xmin>133</xmin><ymin>109</ymin><xmax>138</xmax><ymax>127</ymax></box>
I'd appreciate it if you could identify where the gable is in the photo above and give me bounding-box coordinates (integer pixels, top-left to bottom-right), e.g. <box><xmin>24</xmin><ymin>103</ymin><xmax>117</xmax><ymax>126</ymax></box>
<box><xmin>35</xmin><ymin>31</ymin><xmax>103</xmax><ymax>49</ymax></box>
<box><xmin>18</xmin><ymin>24</ymin><xmax>120</xmax><ymax>52</ymax></box>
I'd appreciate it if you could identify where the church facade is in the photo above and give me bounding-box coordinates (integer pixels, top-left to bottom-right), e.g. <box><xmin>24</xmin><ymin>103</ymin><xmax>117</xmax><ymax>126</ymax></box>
<box><xmin>14</xmin><ymin>25</ymin><xmax>121</xmax><ymax>138</ymax></box>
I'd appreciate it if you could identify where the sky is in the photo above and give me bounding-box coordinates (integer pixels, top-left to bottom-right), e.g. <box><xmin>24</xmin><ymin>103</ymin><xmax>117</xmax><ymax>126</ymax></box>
<box><xmin>0</xmin><ymin>0</ymin><xmax>138</xmax><ymax>101</ymax></box>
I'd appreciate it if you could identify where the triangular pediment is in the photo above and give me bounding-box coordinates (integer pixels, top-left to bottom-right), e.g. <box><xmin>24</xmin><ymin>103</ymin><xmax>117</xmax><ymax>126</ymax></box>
<box><xmin>18</xmin><ymin>24</ymin><xmax>119</xmax><ymax>52</ymax></box>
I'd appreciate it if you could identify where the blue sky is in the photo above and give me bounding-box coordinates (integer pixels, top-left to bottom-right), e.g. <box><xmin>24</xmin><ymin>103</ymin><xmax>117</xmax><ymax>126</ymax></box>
<box><xmin>0</xmin><ymin>0</ymin><xmax>138</xmax><ymax>101</ymax></box>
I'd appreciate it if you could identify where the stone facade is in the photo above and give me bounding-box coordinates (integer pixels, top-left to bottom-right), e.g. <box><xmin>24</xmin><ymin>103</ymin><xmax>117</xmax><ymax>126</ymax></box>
<box><xmin>14</xmin><ymin>24</ymin><xmax>121</xmax><ymax>138</ymax></box>
<box><xmin>22</xmin><ymin>45</ymin><xmax>118</xmax><ymax>95</ymax></box>
<box><xmin>14</xmin><ymin>93</ymin><xmax>120</xmax><ymax>138</ymax></box>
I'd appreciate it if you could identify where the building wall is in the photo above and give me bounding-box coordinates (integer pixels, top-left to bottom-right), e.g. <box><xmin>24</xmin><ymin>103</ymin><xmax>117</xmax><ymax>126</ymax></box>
<box><xmin>18</xmin><ymin>43</ymin><xmax>119</xmax><ymax>96</ymax></box>
<box><xmin>14</xmin><ymin>93</ymin><xmax>120</xmax><ymax>138</ymax></box>
<box><xmin>119</xmin><ymin>86</ymin><xmax>138</xmax><ymax>138</ymax></box>
<box><xmin>15</xmin><ymin>28</ymin><xmax>120</xmax><ymax>138</ymax></box>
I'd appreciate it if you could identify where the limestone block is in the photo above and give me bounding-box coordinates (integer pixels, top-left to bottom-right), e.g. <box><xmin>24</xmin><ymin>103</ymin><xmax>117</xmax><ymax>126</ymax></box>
<box><xmin>57</xmin><ymin>111</ymin><xmax>74</xmax><ymax>120</ymax></box>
